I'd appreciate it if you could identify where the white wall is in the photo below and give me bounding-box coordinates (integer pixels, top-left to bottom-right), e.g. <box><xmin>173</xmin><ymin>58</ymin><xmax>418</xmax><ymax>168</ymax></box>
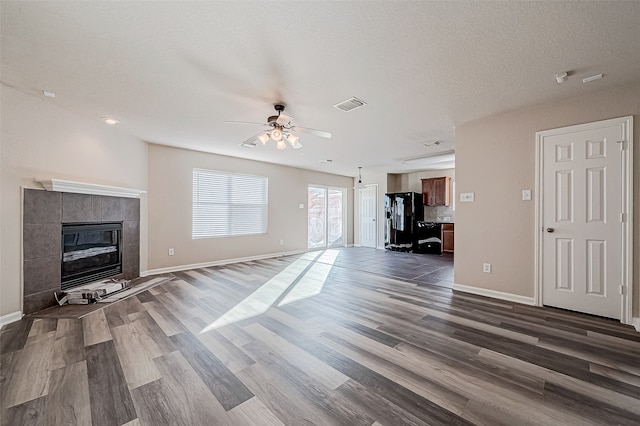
<box><xmin>146</xmin><ymin>144</ymin><xmax>354</xmax><ymax>272</ymax></box>
<box><xmin>0</xmin><ymin>84</ymin><xmax>148</xmax><ymax>318</ymax></box>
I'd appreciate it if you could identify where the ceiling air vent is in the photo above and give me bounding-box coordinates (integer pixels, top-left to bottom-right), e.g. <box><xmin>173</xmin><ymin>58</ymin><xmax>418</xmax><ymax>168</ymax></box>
<box><xmin>334</xmin><ymin>97</ymin><xmax>367</xmax><ymax>112</ymax></box>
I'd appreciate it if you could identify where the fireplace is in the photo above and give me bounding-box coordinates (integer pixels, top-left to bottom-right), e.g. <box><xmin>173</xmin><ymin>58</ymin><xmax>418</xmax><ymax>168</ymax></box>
<box><xmin>23</xmin><ymin>188</ymin><xmax>140</xmax><ymax>314</ymax></box>
<box><xmin>61</xmin><ymin>222</ymin><xmax>123</xmax><ymax>290</ymax></box>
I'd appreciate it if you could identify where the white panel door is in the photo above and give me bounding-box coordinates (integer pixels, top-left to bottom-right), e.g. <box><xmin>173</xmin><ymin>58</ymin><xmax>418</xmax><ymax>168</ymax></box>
<box><xmin>542</xmin><ymin>123</ymin><xmax>624</xmax><ymax>319</ymax></box>
<box><xmin>359</xmin><ymin>185</ymin><xmax>377</xmax><ymax>248</ymax></box>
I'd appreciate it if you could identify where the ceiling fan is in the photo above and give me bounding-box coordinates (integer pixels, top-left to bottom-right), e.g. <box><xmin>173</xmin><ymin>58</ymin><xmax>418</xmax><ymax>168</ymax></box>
<box><xmin>225</xmin><ymin>104</ymin><xmax>332</xmax><ymax>150</ymax></box>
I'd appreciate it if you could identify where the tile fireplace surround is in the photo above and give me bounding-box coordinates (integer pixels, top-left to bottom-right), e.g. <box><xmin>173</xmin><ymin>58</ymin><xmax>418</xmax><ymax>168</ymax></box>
<box><xmin>22</xmin><ymin>188</ymin><xmax>140</xmax><ymax>314</ymax></box>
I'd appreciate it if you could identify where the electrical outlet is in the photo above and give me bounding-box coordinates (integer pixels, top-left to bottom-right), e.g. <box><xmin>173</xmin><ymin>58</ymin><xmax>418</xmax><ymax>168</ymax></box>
<box><xmin>168</xmin><ymin>248</ymin><xmax>175</xmax><ymax>256</ymax></box>
<box><xmin>522</xmin><ymin>189</ymin><xmax>531</xmax><ymax>201</ymax></box>
<box><xmin>483</xmin><ymin>263</ymin><xmax>491</xmax><ymax>273</ymax></box>
<box><xmin>460</xmin><ymin>192</ymin><xmax>475</xmax><ymax>202</ymax></box>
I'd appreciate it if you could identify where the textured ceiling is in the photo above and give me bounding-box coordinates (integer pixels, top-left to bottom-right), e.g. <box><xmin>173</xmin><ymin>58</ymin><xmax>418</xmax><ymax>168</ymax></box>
<box><xmin>2</xmin><ymin>1</ymin><xmax>640</xmax><ymax>178</ymax></box>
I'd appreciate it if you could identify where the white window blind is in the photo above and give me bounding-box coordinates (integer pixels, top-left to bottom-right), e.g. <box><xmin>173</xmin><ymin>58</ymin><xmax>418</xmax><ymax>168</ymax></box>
<box><xmin>192</xmin><ymin>168</ymin><xmax>268</xmax><ymax>239</ymax></box>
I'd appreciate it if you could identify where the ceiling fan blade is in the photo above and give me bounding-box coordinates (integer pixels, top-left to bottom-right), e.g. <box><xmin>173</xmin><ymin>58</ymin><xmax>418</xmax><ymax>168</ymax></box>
<box><xmin>239</xmin><ymin>131</ymin><xmax>266</xmax><ymax>148</ymax></box>
<box><xmin>224</xmin><ymin>120</ymin><xmax>268</xmax><ymax>126</ymax></box>
<box><xmin>290</xmin><ymin>126</ymin><xmax>332</xmax><ymax>139</ymax></box>
<box><xmin>276</xmin><ymin>114</ymin><xmax>293</xmax><ymax>125</ymax></box>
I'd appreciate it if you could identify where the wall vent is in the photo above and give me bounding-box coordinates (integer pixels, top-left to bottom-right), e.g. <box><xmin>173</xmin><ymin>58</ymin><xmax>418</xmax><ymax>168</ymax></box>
<box><xmin>334</xmin><ymin>97</ymin><xmax>367</xmax><ymax>112</ymax></box>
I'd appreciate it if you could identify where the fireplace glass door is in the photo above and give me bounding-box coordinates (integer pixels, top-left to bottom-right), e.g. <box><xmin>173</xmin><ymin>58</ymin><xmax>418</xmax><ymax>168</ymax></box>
<box><xmin>61</xmin><ymin>222</ymin><xmax>123</xmax><ymax>290</ymax></box>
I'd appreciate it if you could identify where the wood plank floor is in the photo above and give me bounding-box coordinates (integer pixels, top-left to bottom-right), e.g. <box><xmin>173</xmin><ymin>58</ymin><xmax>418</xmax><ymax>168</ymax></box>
<box><xmin>1</xmin><ymin>247</ymin><xmax>639</xmax><ymax>425</ymax></box>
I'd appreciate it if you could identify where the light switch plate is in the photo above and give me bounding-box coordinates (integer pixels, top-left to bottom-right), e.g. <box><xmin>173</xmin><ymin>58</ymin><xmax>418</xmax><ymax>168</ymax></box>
<box><xmin>460</xmin><ymin>192</ymin><xmax>475</xmax><ymax>202</ymax></box>
<box><xmin>298</xmin><ymin>203</ymin><xmax>305</xmax><ymax>209</ymax></box>
<box><xmin>522</xmin><ymin>189</ymin><xmax>531</xmax><ymax>201</ymax></box>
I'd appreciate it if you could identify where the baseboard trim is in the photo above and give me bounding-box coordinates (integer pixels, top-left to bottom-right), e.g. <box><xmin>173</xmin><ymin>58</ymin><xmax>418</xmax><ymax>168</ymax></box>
<box><xmin>452</xmin><ymin>283</ymin><xmax>536</xmax><ymax>306</ymax></box>
<box><xmin>141</xmin><ymin>249</ymin><xmax>308</xmax><ymax>277</ymax></box>
<box><xmin>0</xmin><ymin>311</ymin><xmax>23</xmax><ymax>327</ymax></box>
<box><xmin>632</xmin><ymin>317</ymin><xmax>640</xmax><ymax>332</ymax></box>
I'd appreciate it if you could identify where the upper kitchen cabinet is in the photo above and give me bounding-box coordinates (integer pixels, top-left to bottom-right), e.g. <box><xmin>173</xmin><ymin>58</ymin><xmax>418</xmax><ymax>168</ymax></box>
<box><xmin>421</xmin><ymin>177</ymin><xmax>451</xmax><ymax>206</ymax></box>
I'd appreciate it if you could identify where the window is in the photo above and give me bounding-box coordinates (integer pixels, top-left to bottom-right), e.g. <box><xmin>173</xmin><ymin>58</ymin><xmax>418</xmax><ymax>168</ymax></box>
<box><xmin>308</xmin><ymin>186</ymin><xmax>345</xmax><ymax>249</ymax></box>
<box><xmin>192</xmin><ymin>168</ymin><xmax>268</xmax><ymax>239</ymax></box>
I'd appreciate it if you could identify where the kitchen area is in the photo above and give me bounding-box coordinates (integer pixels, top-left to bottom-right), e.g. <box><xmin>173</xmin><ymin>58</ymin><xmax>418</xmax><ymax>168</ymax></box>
<box><xmin>384</xmin><ymin>168</ymin><xmax>455</xmax><ymax>256</ymax></box>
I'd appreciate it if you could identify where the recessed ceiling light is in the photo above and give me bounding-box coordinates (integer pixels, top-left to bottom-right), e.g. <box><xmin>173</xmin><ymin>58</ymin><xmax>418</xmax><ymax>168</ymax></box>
<box><xmin>582</xmin><ymin>74</ymin><xmax>603</xmax><ymax>83</ymax></box>
<box><xmin>42</xmin><ymin>90</ymin><xmax>56</xmax><ymax>98</ymax></box>
<box><xmin>101</xmin><ymin>117</ymin><xmax>120</xmax><ymax>125</ymax></box>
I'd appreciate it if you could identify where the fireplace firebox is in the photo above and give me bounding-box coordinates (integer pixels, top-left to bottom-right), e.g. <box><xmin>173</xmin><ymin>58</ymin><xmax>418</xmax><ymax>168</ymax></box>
<box><xmin>61</xmin><ymin>222</ymin><xmax>123</xmax><ymax>290</ymax></box>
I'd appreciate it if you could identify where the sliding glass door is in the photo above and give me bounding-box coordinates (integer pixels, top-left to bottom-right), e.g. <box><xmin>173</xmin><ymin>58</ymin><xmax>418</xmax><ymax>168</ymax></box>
<box><xmin>308</xmin><ymin>186</ymin><xmax>345</xmax><ymax>249</ymax></box>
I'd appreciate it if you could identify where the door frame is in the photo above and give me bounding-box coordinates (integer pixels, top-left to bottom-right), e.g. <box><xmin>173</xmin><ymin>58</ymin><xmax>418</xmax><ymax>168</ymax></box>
<box><xmin>533</xmin><ymin>116</ymin><xmax>634</xmax><ymax>325</ymax></box>
<box><xmin>307</xmin><ymin>185</ymin><xmax>347</xmax><ymax>250</ymax></box>
<box><xmin>358</xmin><ymin>184</ymin><xmax>378</xmax><ymax>248</ymax></box>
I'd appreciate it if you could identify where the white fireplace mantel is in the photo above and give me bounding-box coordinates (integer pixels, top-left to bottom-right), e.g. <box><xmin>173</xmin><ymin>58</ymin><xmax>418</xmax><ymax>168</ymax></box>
<box><xmin>36</xmin><ymin>178</ymin><xmax>146</xmax><ymax>199</ymax></box>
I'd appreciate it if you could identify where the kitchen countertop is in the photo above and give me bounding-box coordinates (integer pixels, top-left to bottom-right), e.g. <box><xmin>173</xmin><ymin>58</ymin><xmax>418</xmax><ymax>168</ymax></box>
<box><xmin>419</xmin><ymin>221</ymin><xmax>455</xmax><ymax>224</ymax></box>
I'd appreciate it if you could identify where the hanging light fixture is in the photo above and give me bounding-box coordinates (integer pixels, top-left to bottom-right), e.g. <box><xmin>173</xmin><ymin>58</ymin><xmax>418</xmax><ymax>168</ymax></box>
<box><xmin>354</xmin><ymin>167</ymin><xmax>367</xmax><ymax>189</ymax></box>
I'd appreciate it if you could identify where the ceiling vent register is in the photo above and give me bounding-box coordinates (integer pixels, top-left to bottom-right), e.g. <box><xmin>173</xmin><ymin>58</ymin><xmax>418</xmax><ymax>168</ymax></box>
<box><xmin>334</xmin><ymin>97</ymin><xmax>367</xmax><ymax>112</ymax></box>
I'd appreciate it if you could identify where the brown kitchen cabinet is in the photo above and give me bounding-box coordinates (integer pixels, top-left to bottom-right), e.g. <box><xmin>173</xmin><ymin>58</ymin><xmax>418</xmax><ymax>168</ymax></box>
<box><xmin>421</xmin><ymin>177</ymin><xmax>451</xmax><ymax>206</ymax></box>
<box><xmin>442</xmin><ymin>223</ymin><xmax>454</xmax><ymax>253</ymax></box>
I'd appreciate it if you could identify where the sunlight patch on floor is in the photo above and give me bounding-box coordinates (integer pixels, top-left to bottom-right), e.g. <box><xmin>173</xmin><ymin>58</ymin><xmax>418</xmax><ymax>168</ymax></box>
<box><xmin>200</xmin><ymin>251</ymin><xmax>330</xmax><ymax>333</ymax></box>
<box><xmin>278</xmin><ymin>249</ymin><xmax>339</xmax><ymax>307</ymax></box>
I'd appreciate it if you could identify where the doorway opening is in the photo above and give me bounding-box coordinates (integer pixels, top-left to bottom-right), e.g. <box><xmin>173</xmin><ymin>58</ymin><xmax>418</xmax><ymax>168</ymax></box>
<box><xmin>358</xmin><ymin>184</ymin><xmax>378</xmax><ymax>248</ymax></box>
<box><xmin>308</xmin><ymin>186</ymin><xmax>346</xmax><ymax>249</ymax></box>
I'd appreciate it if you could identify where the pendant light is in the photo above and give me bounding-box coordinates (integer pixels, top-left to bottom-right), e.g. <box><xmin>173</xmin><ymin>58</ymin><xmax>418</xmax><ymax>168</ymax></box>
<box><xmin>354</xmin><ymin>167</ymin><xmax>367</xmax><ymax>189</ymax></box>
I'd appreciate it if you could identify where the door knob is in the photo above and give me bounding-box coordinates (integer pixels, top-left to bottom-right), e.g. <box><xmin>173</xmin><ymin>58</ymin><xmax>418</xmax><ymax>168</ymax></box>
<box><xmin>546</xmin><ymin>227</ymin><xmax>555</xmax><ymax>233</ymax></box>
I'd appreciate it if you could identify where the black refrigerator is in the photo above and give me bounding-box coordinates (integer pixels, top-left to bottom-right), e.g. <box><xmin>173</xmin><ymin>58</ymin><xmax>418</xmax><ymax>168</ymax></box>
<box><xmin>384</xmin><ymin>192</ymin><xmax>424</xmax><ymax>252</ymax></box>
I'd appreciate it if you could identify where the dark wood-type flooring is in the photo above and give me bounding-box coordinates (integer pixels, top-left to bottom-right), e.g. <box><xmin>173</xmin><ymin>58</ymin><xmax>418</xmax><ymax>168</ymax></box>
<box><xmin>1</xmin><ymin>247</ymin><xmax>639</xmax><ymax>425</ymax></box>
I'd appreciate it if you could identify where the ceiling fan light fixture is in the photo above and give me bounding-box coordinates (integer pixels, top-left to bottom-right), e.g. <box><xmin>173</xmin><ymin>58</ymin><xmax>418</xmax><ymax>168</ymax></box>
<box><xmin>226</xmin><ymin>104</ymin><xmax>331</xmax><ymax>151</ymax></box>
<box><xmin>271</xmin><ymin>128</ymin><xmax>283</xmax><ymax>141</ymax></box>
<box><xmin>286</xmin><ymin>133</ymin><xmax>302</xmax><ymax>149</ymax></box>
<box><xmin>257</xmin><ymin>133</ymin><xmax>270</xmax><ymax>145</ymax></box>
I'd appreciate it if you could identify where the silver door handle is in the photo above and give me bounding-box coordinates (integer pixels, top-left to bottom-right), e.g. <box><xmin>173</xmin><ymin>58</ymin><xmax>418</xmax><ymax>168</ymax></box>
<box><xmin>546</xmin><ymin>227</ymin><xmax>555</xmax><ymax>233</ymax></box>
